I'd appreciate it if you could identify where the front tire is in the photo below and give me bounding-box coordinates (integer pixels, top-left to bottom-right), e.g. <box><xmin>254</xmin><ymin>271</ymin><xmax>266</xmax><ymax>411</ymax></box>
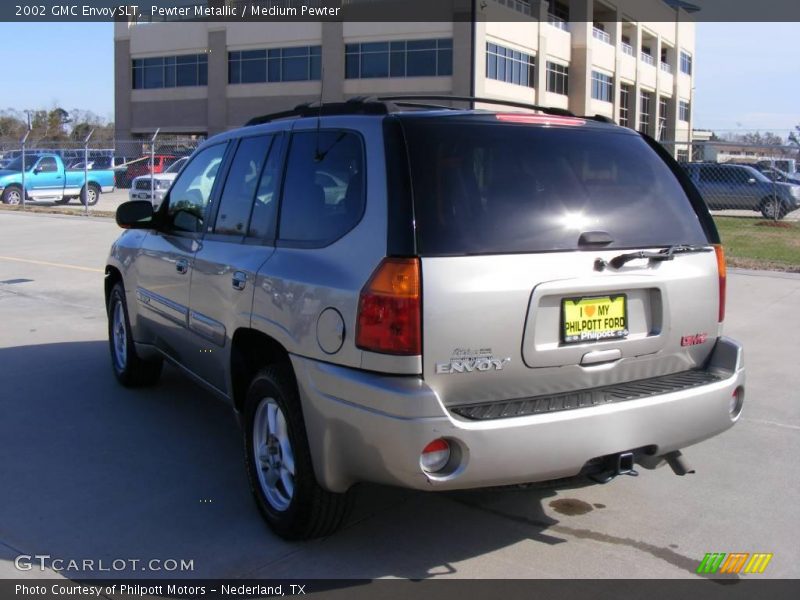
<box><xmin>107</xmin><ymin>282</ymin><xmax>163</xmax><ymax>387</ymax></box>
<box><xmin>760</xmin><ymin>197</ymin><xmax>787</xmax><ymax>220</ymax></box>
<box><xmin>243</xmin><ymin>364</ymin><xmax>351</xmax><ymax>540</ymax></box>
<box><xmin>2</xmin><ymin>185</ymin><xmax>23</xmax><ymax>205</ymax></box>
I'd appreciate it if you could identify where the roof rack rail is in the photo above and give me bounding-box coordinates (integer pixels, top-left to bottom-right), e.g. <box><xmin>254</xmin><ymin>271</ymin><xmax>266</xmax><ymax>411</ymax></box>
<box><xmin>369</xmin><ymin>95</ymin><xmax>576</xmax><ymax>117</ymax></box>
<box><xmin>244</xmin><ymin>95</ymin><xmax>578</xmax><ymax>127</ymax></box>
<box><xmin>245</xmin><ymin>99</ymin><xmax>390</xmax><ymax>126</ymax></box>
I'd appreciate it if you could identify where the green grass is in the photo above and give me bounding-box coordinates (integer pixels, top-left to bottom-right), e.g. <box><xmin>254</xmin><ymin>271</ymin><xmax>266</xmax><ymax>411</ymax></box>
<box><xmin>714</xmin><ymin>216</ymin><xmax>800</xmax><ymax>272</ymax></box>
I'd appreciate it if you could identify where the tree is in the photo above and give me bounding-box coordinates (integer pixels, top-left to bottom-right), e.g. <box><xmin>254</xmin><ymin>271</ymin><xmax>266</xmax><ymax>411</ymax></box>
<box><xmin>721</xmin><ymin>131</ymin><xmax>785</xmax><ymax>146</ymax></box>
<box><xmin>789</xmin><ymin>125</ymin><xmax>800</xmax><ymax>149</ymax></box>
<box><xmin>0</xmin><ymin>110</ymin><xmax>26</xmax><ymax>140</ymax></box>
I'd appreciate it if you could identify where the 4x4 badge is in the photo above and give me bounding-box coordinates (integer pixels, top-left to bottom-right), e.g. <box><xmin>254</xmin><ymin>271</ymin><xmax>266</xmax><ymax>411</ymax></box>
<box><xmin>436</xmin><ymin>357</ymin><xmax>511</xmax><ymax>375</ymax></box>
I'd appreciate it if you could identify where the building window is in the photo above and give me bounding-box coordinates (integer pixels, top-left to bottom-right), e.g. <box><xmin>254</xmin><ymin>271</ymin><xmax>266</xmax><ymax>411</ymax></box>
<box><xmin>132</xmin><ymin>54</ymin><xmax>207</xmax><ymax>89</ymax></box>
<box><xmin>546</xmin><ymin>61</ymin><xmax>568</xmax><ymax>95</ymax></box>
<box><xmin>619</xmin><ymin>84</ymin><xmax>632</xmax><ymax>128</ymax></box>
<box><xmin>639</xmin><ymin>91</ymin><xmax>652</xmax><ymax>134</ymax></box>
<box><xmin>547</xmin><ymin>0</ymin><xmax>569</xmax><ymax>20</ymax></box>
<box><xmin>679</xmin><ymin>100</ymin><xmax>691</xmax><ymax>122</ymax></box>
<box><xmin>676</xmin><ymin>149</ymin><xmax>689</xmax><ymax>162</ymax></box>
<box><xmin>591</xmin><ymin>71</ymin><xmax>613</xmax><ymax>102</ymax></box>
<box><xmin>680</xmin><ymin>51</ymin><xmax>693</xmax><ymax>75</ymax></box>
<box><xmin>345</xmin><ymin>39</ymin><xmax>452</xmax><ymax>79</ymax></box>
<box><xmin>228</xmin><ymin>46</ymin><xmax>321</xmax><ymax>84</ymax></box>
<box><xmin>658</xmin><ymin>96</ymin><xmax>668</xmax><ymax>140</ymax></box>
<box><xmin>486</xmin><ymin>43</ymin><xmax>536</xmax><ymax>88</ymax></box>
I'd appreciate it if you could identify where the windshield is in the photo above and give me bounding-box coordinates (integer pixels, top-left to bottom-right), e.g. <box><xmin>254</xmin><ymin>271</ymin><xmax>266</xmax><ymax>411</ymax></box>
<box><xmin>3</xmin><ymin>155</ymin><xmax>40</xmax><ymax>171</ymax></box>
<box><xmin>400</xmin><ymin>118</ymin><xmax>709</xmax><ymax>256</ymax></box>
<box><xmin>165</xmin><ymin>157</ymin><xmax>188</xmax><ymax>174</ymax></box>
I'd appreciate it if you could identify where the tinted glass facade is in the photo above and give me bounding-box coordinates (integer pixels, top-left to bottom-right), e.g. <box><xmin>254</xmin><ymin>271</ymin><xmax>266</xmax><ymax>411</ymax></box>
<box><xmin>228</xmin><ymin>46</ymin><xmax>321</xmax><ymax>84</ymax></box>
<box><xmin>345</xmin><ymin>39</ymin><xmax>452</xmax><ymax>79</ymax></box>
<box><xmin>133</xmin><ymin>54</ymin><xmax>208</xmax><ymax>89</ymax></box>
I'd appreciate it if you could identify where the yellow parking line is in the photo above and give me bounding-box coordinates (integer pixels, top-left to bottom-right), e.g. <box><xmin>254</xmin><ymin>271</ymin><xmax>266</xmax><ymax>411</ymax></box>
<box><xmin>0</xmin><ymin>255</ymin><xmax>103</xmax><ymax>274</ymax></box>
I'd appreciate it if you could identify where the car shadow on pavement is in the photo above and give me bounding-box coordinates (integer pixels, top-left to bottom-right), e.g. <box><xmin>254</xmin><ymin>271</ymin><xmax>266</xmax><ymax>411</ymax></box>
<box><xmin>0</xmin><ymin>340</ymin><xmax>683</xmax><ymax>581</ymax></box>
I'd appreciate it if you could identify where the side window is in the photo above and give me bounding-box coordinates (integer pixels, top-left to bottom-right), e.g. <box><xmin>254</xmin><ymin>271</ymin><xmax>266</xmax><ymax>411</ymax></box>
<box><xmin>213</xmin><ymin>135</ymin><xmax>273</xmax><ymax>236</ymax></box>
<box><xmin>278</xmin><ymin>131</ymin><xmax>365</xmax><ymax>244</ymax></box>
<box><xmin>37</xmin><ymin>157</ymin><xmax>57</xmax><ymax>173</ymax></box>
<box><xmin>699</xmin><ymin>166</ymin><xmax>717</xmax><ymax>183</ymax></box>
<box><xmin>731</xmin><ymin>168</ymin><xmax>752</xmax><ymax>183</ymax></box>
<box><xmin>167</xmin><ymin>143</ymin><xmax>227</xmax><ymax>233</ymax></box>
<box><xmin>248</xmin><ymin>135</ymin><xmax>284</xmax><ymax>239</ymax></box>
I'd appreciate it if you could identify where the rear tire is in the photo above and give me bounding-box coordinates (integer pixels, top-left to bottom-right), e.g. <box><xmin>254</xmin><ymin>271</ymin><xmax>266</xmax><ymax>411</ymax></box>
<box><xmin>243</xmin><ymin>364</ymin><xmax>352</xmax><ymax>540</ymax></box>
<box><xmin>107</xmin><ymin>282</ymin><xmax>163</xmax><ymax>387</ymax></box>
<box><xmin>81</xmin><ymin>183</ymin><xmax>101</xmax><ymax>206</ymax></box>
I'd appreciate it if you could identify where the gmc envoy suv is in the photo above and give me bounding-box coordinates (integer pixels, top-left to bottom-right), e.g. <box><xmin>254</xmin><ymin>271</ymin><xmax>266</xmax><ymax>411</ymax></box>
<box><xmin>105</xmin><ymin>97</ymin><xmax>745</xmax><ymax>540</ymax></box>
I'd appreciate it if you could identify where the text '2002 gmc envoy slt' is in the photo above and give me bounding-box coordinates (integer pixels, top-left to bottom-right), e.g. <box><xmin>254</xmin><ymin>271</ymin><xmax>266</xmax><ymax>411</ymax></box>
<box><xmin>105</xmin><ymin>97</ymin><xmax>745</xmax><ymax>539</ymax></box>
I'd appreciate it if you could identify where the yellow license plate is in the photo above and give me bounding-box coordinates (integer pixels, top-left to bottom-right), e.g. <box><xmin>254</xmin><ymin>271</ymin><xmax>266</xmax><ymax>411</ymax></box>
<box><xmin>562</xmin><ymin>295</ymin><xmax>628</xmax><ymax>344</ymax></box>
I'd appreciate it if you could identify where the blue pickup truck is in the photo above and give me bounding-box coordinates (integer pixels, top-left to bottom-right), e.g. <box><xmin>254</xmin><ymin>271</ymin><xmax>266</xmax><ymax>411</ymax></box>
<box><xmin>0</xmin><ymin>153</ymin><xmax>115</xmax><ymax>206</ymax></box>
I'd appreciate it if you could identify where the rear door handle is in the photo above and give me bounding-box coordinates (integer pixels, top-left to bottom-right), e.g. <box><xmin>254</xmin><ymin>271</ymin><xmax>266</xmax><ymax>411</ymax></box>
<box><xmin>232</xmin><ymin>271</ymin><xmax>247</xmax><ymax>291</ymax></box>
<box><xmin>176</xmin><ymin>258</ymin><xmax>189</xmax><ymax>274</ymax></box>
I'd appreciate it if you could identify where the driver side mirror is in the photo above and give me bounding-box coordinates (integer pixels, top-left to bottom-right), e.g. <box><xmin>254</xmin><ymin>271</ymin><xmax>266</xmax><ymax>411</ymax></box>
<box><xmin>116</xmin><ymin>200</ymin><xmax>155</xmax><ymax>229</ymax></box>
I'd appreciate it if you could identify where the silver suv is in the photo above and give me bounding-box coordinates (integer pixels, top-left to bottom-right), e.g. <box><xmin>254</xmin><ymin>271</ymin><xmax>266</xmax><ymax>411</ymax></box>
<box><xmin>105</xmin><ymin>97</ymin><xmax>745</xmax><ymax>540</ymax></box>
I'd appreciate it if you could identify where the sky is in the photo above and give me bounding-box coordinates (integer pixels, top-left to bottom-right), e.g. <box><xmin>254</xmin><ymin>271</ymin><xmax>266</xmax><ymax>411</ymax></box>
<box><xmin>0</xmin><ymin>21</ymin><xmax>798</xmax><ymax>137</ymax></box>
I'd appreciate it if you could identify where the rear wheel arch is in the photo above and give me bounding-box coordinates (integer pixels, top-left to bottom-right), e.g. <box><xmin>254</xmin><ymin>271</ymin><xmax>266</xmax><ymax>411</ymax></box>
<box><xmin>230</xmin><ymin>328</ymin><xmax>293</xmax><ymax>413</ymax></box>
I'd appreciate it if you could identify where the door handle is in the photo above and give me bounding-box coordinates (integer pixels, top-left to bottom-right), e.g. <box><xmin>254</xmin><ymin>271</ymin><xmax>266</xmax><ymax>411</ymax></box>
<box><xmin>232</xmin><ymin>271</ymin><xmax>247</xmax><ymax>291</ymax></box>
<box><xmin>176</xmin><ymin>258</ymin><xmax>189</xmax><ymax>274</ymax></box>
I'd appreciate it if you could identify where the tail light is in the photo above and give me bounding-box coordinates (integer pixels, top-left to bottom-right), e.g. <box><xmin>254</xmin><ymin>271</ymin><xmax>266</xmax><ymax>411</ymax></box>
<box><xmin>356</xmin><ymin>257</ymin><xmax>421</xmax><ymax>355</ymax></box>
<box><xmin>714</xmin><ymin>244</ymin><xmax>726</xmax><ymax>322</ymax></box>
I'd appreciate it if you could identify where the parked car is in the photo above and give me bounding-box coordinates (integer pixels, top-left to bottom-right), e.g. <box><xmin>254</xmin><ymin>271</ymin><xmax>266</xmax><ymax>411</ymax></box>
<box><xmin>682</xmin><ymin>162</ymin><xmax>800</xmax><ymax>219</ymax></box>
<box><xmin>128</xmin><ymin>156</ymin><xmax>189</xmax><ymax>208</ymax></box>
<box><xmin>0</xmin><ymin>153</ymin><xmax>115</xmax><ymax>205</ymax></box>
<box><xmin>125</xmin><ymin>154</ymin><xmax>178</xmax><ymax>181</ymax></box>
<box><xmin>106</xmin><ymin>98</ymin><xmax>745</xmax><ymax>540</ymax></box>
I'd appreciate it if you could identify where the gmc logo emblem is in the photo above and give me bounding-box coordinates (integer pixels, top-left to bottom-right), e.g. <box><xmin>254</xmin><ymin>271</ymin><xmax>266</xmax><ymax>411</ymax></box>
<box><xmin>681</xmin><ymin>333</ymin><xmax>708</xmax><ymax>347</ymax></box>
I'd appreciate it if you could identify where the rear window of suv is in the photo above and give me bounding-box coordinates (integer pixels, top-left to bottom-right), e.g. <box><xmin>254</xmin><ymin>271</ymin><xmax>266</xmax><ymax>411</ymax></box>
<box><xmin>399</xmin><ymin>117</ymin><xmax>709</xmax><ymax>256</ymax></box>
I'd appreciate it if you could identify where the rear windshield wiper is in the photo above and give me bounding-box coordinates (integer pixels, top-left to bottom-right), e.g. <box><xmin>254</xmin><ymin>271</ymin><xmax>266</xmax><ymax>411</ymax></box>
<box><xmin>606</xmin><ymin>245</ymin><xmax>713</xmax><ymax>270</ymax></box>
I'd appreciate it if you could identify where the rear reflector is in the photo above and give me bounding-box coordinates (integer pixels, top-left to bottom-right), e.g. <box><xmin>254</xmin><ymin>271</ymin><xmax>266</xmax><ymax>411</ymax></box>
<box><xmin>714</xmin><ymin>244</ymin><xmax>726</xmax><ymax>322</ymax></box>
<box><xmin>355</xmin><ymin>257</ymin><xmax>421</xmax><ymax>355</ymax></box>
<box><xmin>496</xmin><ymin>113</ymin><xmax>586</xmax><ymax>126</ymax></box>
<box><xmin>420</xmin><ymin>439</ymin><xmax>451</xmax><ymax>474</ymax></box>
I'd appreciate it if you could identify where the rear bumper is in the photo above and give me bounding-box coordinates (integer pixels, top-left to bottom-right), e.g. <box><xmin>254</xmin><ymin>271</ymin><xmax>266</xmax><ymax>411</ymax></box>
<box><xmin>293</xmin><ymin>337</ymin><xmax>745</xmax><ymax>493</ymax></box>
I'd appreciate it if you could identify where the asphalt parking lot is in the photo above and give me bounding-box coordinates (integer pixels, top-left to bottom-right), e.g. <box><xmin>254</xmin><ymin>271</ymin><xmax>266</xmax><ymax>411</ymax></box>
<box><xmin>0</xmin><ymin>211</ymin><xmax>798</xmax><ymax>580</ymax></box>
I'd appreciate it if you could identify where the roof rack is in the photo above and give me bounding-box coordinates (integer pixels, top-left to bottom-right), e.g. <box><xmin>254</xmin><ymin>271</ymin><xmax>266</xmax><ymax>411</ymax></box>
<box><xmin>245</xmin><ymin>99</ymin><xmax>390</xmax><ymax>126</ymax></box>
<box><xmin>244</xmin><ymin>95</ymin><xmax>584</xmax><ymax>127</ymax></box>
<box><xmin>370</xmin><ymin>95</ymin><xmax>576</xmax><ymax>117</ymax></box>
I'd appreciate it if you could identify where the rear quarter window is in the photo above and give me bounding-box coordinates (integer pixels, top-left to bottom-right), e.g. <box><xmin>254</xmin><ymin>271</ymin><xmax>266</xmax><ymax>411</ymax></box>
<box><xmin>278</xmin><ymin>130</ymin><xmax>365</xmax><ymax>246</ymax></box>
<box><xmin>399</xmin><ymin>118</ymin><xmax>710</xmax><ymax>256</ymax></box>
